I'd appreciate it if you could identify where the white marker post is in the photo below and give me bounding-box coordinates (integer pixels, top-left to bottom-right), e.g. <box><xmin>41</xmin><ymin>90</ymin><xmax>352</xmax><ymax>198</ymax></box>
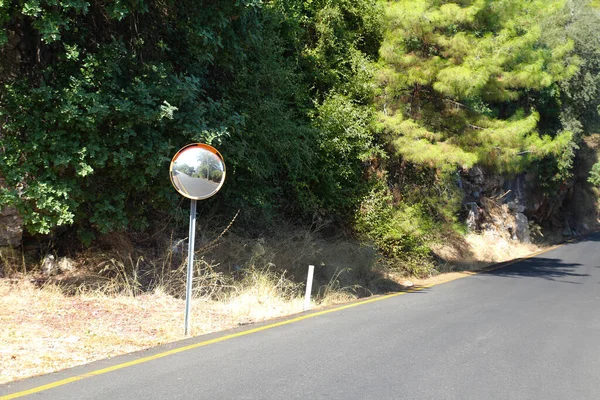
<box><xmin>184</xmin><ymin>199</ymin><xmax>197</xmax><ymax>336</ymax></box>
<box><xmin>169</xmin><ymin>143</ymin><xmax>226</xmax><ymax>336</ymax></box>
<box><xmin>304</xmin><ymin>264</ymin><xmax>315</xmax><ymax>311</ymax></box>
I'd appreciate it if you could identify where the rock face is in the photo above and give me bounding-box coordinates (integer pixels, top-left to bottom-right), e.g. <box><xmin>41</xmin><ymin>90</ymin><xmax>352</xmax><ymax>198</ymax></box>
<box><xmin>40</xmin><ymin>255</ymin><xmax>76</xmax><ymax>275</ymax></box>
<box><xmin>0</xmin><ymin>204</ymin><xmax>23</xmax><ymax>248</ymax></box>
<box><xmin>461</xmin><ymin>162</ymin><xmax>593</xmax><ymax>243</ymax></box>
<box><xmin>465</xmin><ymin>202</ymin><xmax>482</xmax><ymax>233</ymax></box>
<box><xmin>513</xmin><ymin>212</ymin><xmax>531</xmax><ymax>243</ymax></box>
<box><xmin>461</xmin><ymin>168</ymin><xmax>534</xmax><ymax>243</ymax></box>
<box><xmin>41</xmin><ymin>255</ymin><xmax>58</xmax><ymax>275</ymax></box>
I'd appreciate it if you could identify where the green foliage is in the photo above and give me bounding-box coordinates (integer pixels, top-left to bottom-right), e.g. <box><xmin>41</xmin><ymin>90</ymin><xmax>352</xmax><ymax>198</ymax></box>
<box><xmin>0</xmin><ymin>0</ymin><xmax>383</xmax><ymax>239</ymax></box>
<box><xmin>355</xmin><ymin>164</ymin><xmax>464</xmax><ymax>275</ymax></box>
<box><xmin>537</xmin><ymin>0</ymin><xmax>600</xmax><ymax>193</ymax></box>
<box><xmin>278</xmin><ymin>0</ymin><xmax>383</xmax><ymax>101</ymax></box>
<box><xmin>215</xmin><ymin>0</ymin><xmax>383</xmax><ymax>220</ymax></box>
<box><xmin>1</xmin><ymin>0</ymin><xmax>592</xmax><ymax>278</ymax></box>
<box><xmin>588</xmin><ymin>162</ymin><xmax>600</xmax><ymax>187</ymax></box>
<box><xmin>559</xmin><ymin>0</ymin><xmax>600</xmax><ymax>134</ymax></box>
<box><xmin>209</xmin><ymin>170</ymin><xmax>224</xmax><ymax>183</ymax></box>
<box><xmin>536</xmin><ymin>130</ymin><xmax>580</xmax><ymax>192</ymax></box>
<box><xmin>0</xmin><ymin>0</ymin><xmax>246</xmax><ymax>236</ymax></box>
<box><xmin>356</xmin><ymin>0</ymin><xmax>584</xmax><ymax>269</ymax></box>
<box><xmin>377</xmin><ymin>0</ymin><xmax>578</xmax><ymax>172</ymax></box>
<box><xmin>311</xmin><ymin>93</ymin><xmax>378</xmax><ymax>213</ymax></box>
<box><xmin>355</xmin><ymin>180</ymin><xmax>435</xmax><ymax>275</ymax></box>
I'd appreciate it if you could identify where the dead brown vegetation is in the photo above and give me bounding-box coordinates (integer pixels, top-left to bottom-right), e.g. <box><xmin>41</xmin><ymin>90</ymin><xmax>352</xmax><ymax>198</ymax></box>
<box><xmin>1</xmin><ymin>221</ymin><xmax>551</xmax><ymax>385</ymax></box>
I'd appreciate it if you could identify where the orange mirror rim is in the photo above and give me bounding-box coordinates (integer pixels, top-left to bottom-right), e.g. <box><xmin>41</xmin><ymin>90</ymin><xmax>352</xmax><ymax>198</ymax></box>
<box><xmin>169</xmin><ymin>143</ymin><xmax>226</xmax><ymax>200</ymax></box>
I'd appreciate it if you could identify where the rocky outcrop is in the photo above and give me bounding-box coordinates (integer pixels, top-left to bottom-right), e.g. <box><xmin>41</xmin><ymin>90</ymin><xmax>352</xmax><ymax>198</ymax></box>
<box><xmin>40</xmin><ymin>255</ymin><xmax>76</xmax><ymax>276</ymax></box>
<box><xmin>0</xmin><ymin>204</ymin><xmax>22</xmax><ymax>248</ymax></box>
<box><xmin>513</xmin><ymin>212</ymin><xmax>531</xmax><ymax>243</ymax></box>
<box><xmin>461</xmin><ymin>167</ymin><xmax>535</xmax><ymax>243</ymax></box>
<box><xmin>0</xmin><ymin>179</ymin><xmax>23</xmax><ymax>248</ymax></box>
<box><xmin>465</xmin><ymin>202</ymin><xmax>481</xmax><ymax>232</ymax></box>
<box><xmin>460</xmin><ymin>161</ymin><xmax>594</xmax><ymax>243</ymax></box>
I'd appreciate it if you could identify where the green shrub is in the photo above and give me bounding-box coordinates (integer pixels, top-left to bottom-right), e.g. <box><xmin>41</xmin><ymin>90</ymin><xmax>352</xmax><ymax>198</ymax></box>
<box><xmin>355</xmin><ymin>180</ymin><xmax>436</xmax><ymax>275</ymax></box>
<box><xmin>0</xmin><ymin>0</ymin><xmax>384</xmax><ymax>241</ymax></box>
<box><xmin>588</xmin><ymin>162</ymin><xmax>600</xmax><ymax>187</ymax></box>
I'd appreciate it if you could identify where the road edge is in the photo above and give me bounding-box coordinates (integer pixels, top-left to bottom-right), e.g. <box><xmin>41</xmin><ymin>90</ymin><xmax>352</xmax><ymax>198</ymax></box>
<box><xmin>1</xmin><ymin>233</ymin><xmax>591</xmax><ymax>399</ymax></box>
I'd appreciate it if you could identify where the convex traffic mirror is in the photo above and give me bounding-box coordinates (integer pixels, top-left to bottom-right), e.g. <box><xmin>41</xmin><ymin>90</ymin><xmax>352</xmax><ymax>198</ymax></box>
<box><xmin>169</xmin><ymin>143</ymin><xmax>226</xmax><ymax>200</ymax></box>
<box><xmin>169</xmin><ymin>143</ymin><xmax>226</xmax><ymax>335</ymax></box>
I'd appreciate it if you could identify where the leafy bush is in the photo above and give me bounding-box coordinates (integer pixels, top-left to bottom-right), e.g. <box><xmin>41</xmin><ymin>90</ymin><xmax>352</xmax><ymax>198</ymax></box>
<box><xmin>0</xmin><ymin>0</ymin><xmax>383</xmax><ymax>240</ymax></box>
<box><xmin>355</xmin><ymin>180</ymin><xmax>436</xmax><ymax>275</ymax></box>
<box><xmin>588</xmin><ymin>162</ymin><xmax>600</xmax><ymax>187</ymax></box>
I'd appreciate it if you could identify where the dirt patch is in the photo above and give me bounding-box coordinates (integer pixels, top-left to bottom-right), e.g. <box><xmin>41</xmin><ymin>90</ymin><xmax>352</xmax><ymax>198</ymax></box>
<box><xmin>0</xmin><ymin>279</ymin><xmax>308</xmax><ymax>384</ymax></box>
<box><xmin>432</xmin><ymin>232</ymin><xmax>540</xmax><ymax>271</ymax></box>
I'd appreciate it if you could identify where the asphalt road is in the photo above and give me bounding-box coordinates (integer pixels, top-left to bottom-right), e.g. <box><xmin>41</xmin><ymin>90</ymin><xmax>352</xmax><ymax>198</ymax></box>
<box><xmin>3</xmin><ymin>234</ymin><xmax>600</xmax><ymax>399</ymax></box>
<box><xmin>172</xmin><ymin>172</ymin><xmax>219</xmax><ymax>198</ymax></box>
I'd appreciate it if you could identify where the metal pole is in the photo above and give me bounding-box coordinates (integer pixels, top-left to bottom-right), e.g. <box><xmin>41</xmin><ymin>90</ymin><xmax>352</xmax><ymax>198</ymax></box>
<box><xmin>304</xmin><ymin>265</ymin><xmax>315</xmax><ymax>311</ymax></box>
<box><xmin>184</xmin><ymin>199</ymin><xmax>197</xmax><ymax>336</ymax></box>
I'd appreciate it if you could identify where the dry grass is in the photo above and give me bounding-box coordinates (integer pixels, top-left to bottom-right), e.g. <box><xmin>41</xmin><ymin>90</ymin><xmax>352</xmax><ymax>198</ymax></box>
<box><xmin>0</xmin><ymin>246</ymin><xmax>26</xmax><ymax>277</ymax></box>
<box><xmin>432</xmin><ymin>232</ymin><xmax>541</xmax><ymax>273</ymax></box>
<box><xmin>1</xmin><ymin>220</ymin><xmax>549</xmax><ymax>385</ymax></box>
<box><xmin>0</xmin><ymin>280</ymin><xmax>184</xmax><ymax>384</ymax></box>
<box><xmin>463</xmin><ymin>233</ymin><xmax>539</xmax><ymax>262</ymax></box>
<box><xmin>0</xmin><ymin>271</ymin><xmax>311</xmax><ymax>385</ymax></box>
<box><xmin>216</xmin><ymin>268</ymin><xmax>305</xmax><ymax>324</ymax></box>
<box><xmin>0</xmin><ymin>227</ymin><xmax>371</xmax><ymax>384</ymax></box>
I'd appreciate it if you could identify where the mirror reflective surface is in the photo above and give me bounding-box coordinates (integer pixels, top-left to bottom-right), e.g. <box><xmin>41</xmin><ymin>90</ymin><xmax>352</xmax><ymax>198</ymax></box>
<box><xmin>169</xmin><ymin>143</ymin><xmax>226</xmax><ymax>200</ymax></box>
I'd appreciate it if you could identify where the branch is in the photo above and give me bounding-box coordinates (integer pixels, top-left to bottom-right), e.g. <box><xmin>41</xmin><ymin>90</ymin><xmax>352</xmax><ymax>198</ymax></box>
<box><xmin>467</xmin><ymin>123</ymin><xmax>484</xmax><ymax>130</ymax></box>
<box><xmin>196</xmin><ymin>209</ymin><xmax>241</xmax><ymax>254</ymax></box>
<box><xmin>443</xmin><ymin>98</ymin><xmax>472</xmax><ymax>111</ymax></box>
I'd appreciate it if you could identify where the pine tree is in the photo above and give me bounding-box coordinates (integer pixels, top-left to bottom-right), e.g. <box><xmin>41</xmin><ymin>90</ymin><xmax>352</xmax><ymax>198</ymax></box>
<box><xmin>377</xmin><ymin>0</ymin><xmax>578</xmax><ymax>172</ymax></box>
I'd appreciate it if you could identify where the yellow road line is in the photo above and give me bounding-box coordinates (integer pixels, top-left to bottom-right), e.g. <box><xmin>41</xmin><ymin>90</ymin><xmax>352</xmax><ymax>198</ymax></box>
<box><xmin>172</xmin><ymin>175</ymin><xmax>190</xmax><ymax>197</ymax></box>
<box><xmin>0</xmin><ymin>240</ymin><xmax>572</xmax><ymax>399</ymax></box>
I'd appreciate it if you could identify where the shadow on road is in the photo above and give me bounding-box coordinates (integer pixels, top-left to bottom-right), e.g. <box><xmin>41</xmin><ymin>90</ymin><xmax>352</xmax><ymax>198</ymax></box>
<box><xmin>481</xmin><ymin>257</ymin><xmax>590</xmax><ymax>284</ymax></box>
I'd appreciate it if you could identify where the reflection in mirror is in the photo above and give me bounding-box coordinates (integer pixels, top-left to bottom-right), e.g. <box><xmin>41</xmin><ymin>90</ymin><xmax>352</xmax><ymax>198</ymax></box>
<box><xmin>170</xmin><ymin>144</ymin><xmax>226</xmax><ymax>200</ymax></box>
